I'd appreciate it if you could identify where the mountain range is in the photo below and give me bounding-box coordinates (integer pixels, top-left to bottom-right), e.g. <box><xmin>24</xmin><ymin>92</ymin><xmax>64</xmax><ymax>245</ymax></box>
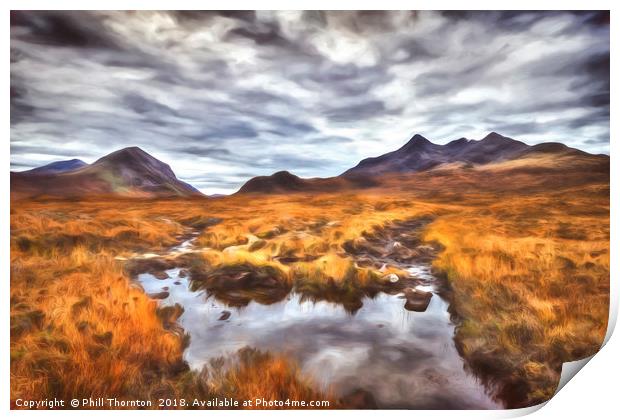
<box><xmin>342</xmin><ymin>132</ymin><xmax>583</xmax><ymax>177</ymax></box>
<box><xmin>10</xmin><ymin>132</ymin><xmax>608</xmax><ymax>199</ymax></box>
<box><xmin>239</xmin><ymin>132</ymin><xmax>605</xmax><ymax>194</ymax></box>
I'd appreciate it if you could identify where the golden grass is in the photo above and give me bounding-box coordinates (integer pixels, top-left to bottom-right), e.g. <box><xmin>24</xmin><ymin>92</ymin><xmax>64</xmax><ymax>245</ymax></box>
<box><xmin>10</xmin><ymin>198</ymin><xmax>334</xmax><ymax>408</ymax></box>
<box><xmin>10</xmin><ymin>155</ymin><xmax>610</xmax><ymax>408</ymax></box>
<box><xmin>10</xmin><ymin>247</ymin><xmax>186</xmax><ymax>402</ymax></box>
<box><xmin>424</xmin><ymin>190</ymin><xmax>609</xmax><ymax>404</ymax></box>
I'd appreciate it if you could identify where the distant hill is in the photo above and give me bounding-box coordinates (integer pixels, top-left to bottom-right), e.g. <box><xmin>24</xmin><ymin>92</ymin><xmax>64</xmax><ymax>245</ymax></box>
<box><xmin>21</xmin><ymin>158</ymin><xmax>87</xmax><ymax>175</ymax></box>
<box><xmin>238</xmin><ymin>132</ymin><xmax>607</xmax><ymax>194</ymax></box>
<box><xmin>238</xmin><ymin>171</ymin><xmax>307</xmax><ymax>194</ymax></box>
<box><xmin>11</xmin><ymin>147</ymin><xmax>201</xmax><ymax>199</ymax></box>
<box><xmin>514</xmin><ymin>142</ymin><xmax>591</xmax><ymax>158</ymax></box>
<box><xmin>236</xmin><ymin>170</ymin><xmax>366</xmax><ymax>195</ymax></box>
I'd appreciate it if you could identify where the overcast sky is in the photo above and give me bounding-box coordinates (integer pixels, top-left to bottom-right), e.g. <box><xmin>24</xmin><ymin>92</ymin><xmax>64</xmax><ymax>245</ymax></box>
<box><xmin>11</xmin><ymin>11</ymin><xmax>610</xmax><ymax>194</ymax></box>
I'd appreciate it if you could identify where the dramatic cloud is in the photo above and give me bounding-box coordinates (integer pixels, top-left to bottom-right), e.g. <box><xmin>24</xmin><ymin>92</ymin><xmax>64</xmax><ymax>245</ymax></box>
<box><xmin>10</xmin><ymin>10</ymin><xmax>610</xmax><ymax>193</ymax></box>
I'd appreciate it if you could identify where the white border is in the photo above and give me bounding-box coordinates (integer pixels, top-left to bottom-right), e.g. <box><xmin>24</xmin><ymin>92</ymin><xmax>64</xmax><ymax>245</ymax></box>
<box><xmin>3</xmin><ymin>2</ymin><xmax>616</xmax><ymax>419</ymax></box>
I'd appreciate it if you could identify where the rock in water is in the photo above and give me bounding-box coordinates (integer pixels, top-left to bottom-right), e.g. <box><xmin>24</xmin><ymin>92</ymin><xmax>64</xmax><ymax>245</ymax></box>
<box><xmin>383</xmin><ymin>273</ymin><xmax>399</xmax><ymax>283</ymax></box>
<box><xmin>403</xmin><ymin>288</ymin><xmax>432</xmax><ymax>312</ymax></box>
<box><xmin>148</xmin><ymin>291</ymin><xmax>170</xmax><ymax>300</ymax></box>
<box><xmin>152</xmin><ymin>270</ymin><xmax>169</xmax><ymax>280</ymax></box>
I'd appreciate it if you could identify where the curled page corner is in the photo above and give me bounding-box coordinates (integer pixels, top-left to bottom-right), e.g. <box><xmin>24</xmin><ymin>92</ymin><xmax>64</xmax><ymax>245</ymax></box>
<box><xmin>502</xmin><ymin>401</ymin><xmax>548</xmax><ymax>418</ymax></box>
<box><xmin>508</xmin><ymin>282</ymin><xmax>615</xmax><ymax>413</ymax></box>
<box><xmin>554</xmin><ymin>355</ymin><xmax>595</xmax><ymax>396</ymax></box>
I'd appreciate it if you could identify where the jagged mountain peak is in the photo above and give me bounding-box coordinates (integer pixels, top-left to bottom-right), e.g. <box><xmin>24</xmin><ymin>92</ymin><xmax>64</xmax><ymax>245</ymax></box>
<box><xmin>399</xmin><ymin>134</ymin><xmax>434</xmax><ymax>150</ymax></box>
<box><xmin>480</xmin><ymin>132</ymin><xmax>515</xmax><ymax>143</ymax></box>
<box><xmin>410</xmin><ymin>133</ymin><xmax>432</xmax><ymax>143</ymax></box>
<box><xmin>343</xmin><ymin>131</ymin><xmax>533</xmax><ymax>177</ymax></box>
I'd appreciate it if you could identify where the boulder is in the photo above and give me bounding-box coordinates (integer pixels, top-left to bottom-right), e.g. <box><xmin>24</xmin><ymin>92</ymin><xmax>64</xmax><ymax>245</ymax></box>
<box><xmin>403</xmin><ymin>288</ymin><xmax>432</xmax><ymax>312</ymax></box>
<box><xmin>148</xmin><ymin>291</ymin><xmax>170</xmax><ymax>300</ymax></box>
<box><xmin>151</xmin><ymin>270</ymin><xmax>169</xmax><ymax>280</ymax></box>
<box><xmin>383</xmin><ymin>273</ymin><xmax>399</xmax><ymax>283</ymax></box>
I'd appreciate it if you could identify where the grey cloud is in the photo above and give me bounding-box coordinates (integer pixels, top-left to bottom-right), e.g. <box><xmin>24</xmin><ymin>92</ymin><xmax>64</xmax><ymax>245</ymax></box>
<box><xmin>11</xmin><ymin>143</ymin><xmax>77</xmax><ymax>156</ymax></box>
<box><xmin>184</xmin><ymin>178</ymin><xmax>243</xmax><ymax>189</ymax></box>
<box><xmin>307</xmin><ymin>136</ymin><xmax>354</xmax><ymax>144</ymax></box>
<box><xmin>302</xmin><ymin>63</ymin><xmax>394</xmax><ymax>98</ymax></box>
<box><xmin>324</xmin><ymin>100</ymin><xmax>392</xmax><ymax>123</ymax></box>
<box><xmin>413</xmin><ymin>58</ymin><xmax>504</xmax><ymax>99</ymax></box>
<box><xmin>123</xmin><ymin>93</ymin><xmax>180</xmax><ymax>117</ymax></box>
<box><xmin>172</xmin><ymin>11</ymin><xmax>257</xmax><ymax>23</ymax></box>
<box><xmin>236</xmin><ymin>89</ymin><xmax>292</xmax><ymax>106</ymax></box>
<box><xmin>584</xmin><ymin>138</ymin><xmax>609</xmax><ymax>145</ymax></box>
<box><xmin>259</xmin><ymin>115</ymin><xmax>318</xmax><ymax>136</ymax></box>
<box><xmin>227</xmin><ymin>24</ymin><xmax>289</xmax><ymax>47</ymax></box>
<box><xmin>11</xmin><ymin>11</ymin><xmax>120</xmax><ymax>49</ymax></box>
<box><xmin>210</xmin><ymin>123</ymin><xmax>259</xmax><ymax>140</ymax></box>
<box><xmin>168</xmin><ymin>145</ymin><xmax>233</xmax><ymax>158</ymax></box>
<box><xmin>566</xmin><ymin>111</ymin><xmax>610</xmax><ymax>130</ymax></box>
<box><xmin>304</xmin><ymin>11</ymin><xmax>418</xmax><ymax>35</ymax></box>
<box><xmin>268</xmin><ymin>153</ymin><xmax>337</xmax><ymax>170</ymax></box>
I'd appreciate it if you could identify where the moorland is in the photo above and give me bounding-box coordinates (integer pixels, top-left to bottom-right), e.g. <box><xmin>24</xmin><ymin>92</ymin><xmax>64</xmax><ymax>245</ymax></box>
<box><xmin>10</xmin><ymin>133</ymin><xmax>610</xmax><ymax>408</ymax></box>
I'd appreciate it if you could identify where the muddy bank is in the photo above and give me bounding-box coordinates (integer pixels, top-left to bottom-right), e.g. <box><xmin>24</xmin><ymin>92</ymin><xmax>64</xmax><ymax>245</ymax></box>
<box><xmin>341</xmin><ymin>217</ymin><xmax>461</xmax><ymax>313</ymax></box>
<box><xmin>343</xmin><ymin>217</ymin><xmax>441</xmax><ymax>267</ymax></box>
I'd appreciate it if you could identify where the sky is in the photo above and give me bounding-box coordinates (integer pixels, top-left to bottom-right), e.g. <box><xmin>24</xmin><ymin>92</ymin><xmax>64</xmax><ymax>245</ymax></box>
<box><xmin>10</xmin><ymin>11</ymin><xmax>610</xmax><ymax>194</ymax></box>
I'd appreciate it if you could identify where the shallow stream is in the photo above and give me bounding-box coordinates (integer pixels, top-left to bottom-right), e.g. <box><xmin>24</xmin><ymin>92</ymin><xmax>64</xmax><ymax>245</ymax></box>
<box><xmin>136</xmin><ymin>219</ymin><xmax>501</xmax><ymax>409</ymax></box>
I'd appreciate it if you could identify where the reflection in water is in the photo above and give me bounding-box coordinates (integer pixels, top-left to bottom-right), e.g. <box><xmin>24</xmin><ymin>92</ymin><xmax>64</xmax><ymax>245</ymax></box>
<box><xmin>201</xmin><ymin>285</ymin><xmax>292</xmax><ymax>308</ymax></box>
<box><xmin>139</xmin><ymin>267</ymin><xmax>502</xmax><ymax>409</ymax></box>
